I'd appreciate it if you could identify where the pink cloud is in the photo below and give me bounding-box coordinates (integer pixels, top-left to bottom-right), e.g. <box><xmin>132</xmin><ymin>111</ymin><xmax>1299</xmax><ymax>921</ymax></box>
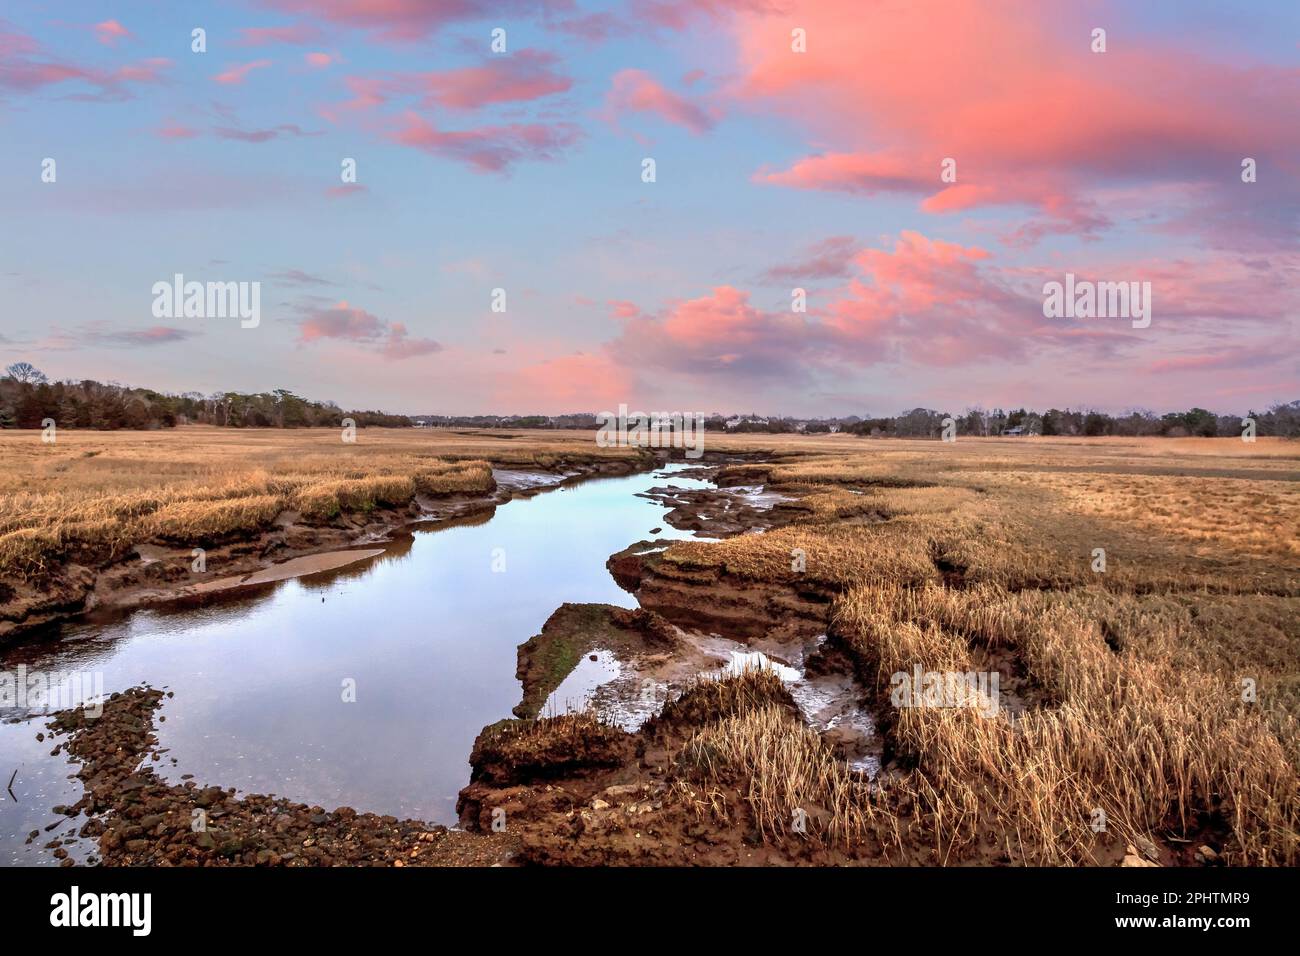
<box><xmin>415</xmin><ymin>51</ymin><xmax>571</xmax><ymax>110</ymax></box>
<box><xmin>333</xmin><ymin>52</ymin><xmax>570</xmax><ymax>115</ymax></box>
<box><xmin>237</xmin><ymin>24</ymin><xmax>324</xmax><ymax>46</ymax></box>
<box><xmin>296</xmin><ymin>300</ymin><xmax>441</xmax><ymax>360</ymax></box>
<box><xmin>761</xmin><ymin>235</ymin><xmax>858</xmax><ymax>282</ymax></box>
<box><xmin>305</xmin><ymin>51</ymin><xmax>335</xmax><ymax>68</ymax></box>
<box><xmin>0</xmin><ymin>25</ymin><xmax>170</xmax><ymax>101</ymax></box>
<box><xmin>607</xmin><ymin>300</ymin><xmax>644</xmax><ymax>320</ymax></box>
<box><xmin>545</xmin><ymin>11</ymin><xmax>628</xmax><ymax>43</ymax></box>
<box><xmin>603</xmin><ymin>69</ymin><xmax>716</xmax><ymax>134</ymax></box>
<box><xmin>298</xmin><ymin>301</ymin><xmax>384</xmax><ymax>342</ymax></box>
<box><xmin>388</xmin><ymin>111</ymin><xmax>581</xmax><ymax>173</ymax></box>
<box><xmin>213</xmin><ymin>59</ymin><xmax>272</xmax><ymax>85</ymax></box>
<box><xmin>728</xmin><ymin>0</ymin><xmax>1300</xmax><ymax>247</ymax></box>
<box><xmin>23</xmin><ymin>323</ymin><xmax>198</xmax><ymax>351</ymax></box>
<box><xmin>94</xmin><ymin>20</ymin><xmax>130</xmax><ymax>45</ymax></box>
<box><xmin>380</xmin><ymin>322</ymin><xmax>443</xmax><ymax>359</ymax></box>
<box><xmin>258</xmin><ymin>0</ymin><xmax>533</xmax><ymax>43</ymax></box>
<box><xmin>156</xmin><ymin>121</ymin><xmax>200</xmax><ymax>140</ymax></box>
<box><xmin>213</xmin><ymin>123</ymin><xmax>318</xmax><ymax>142</ymax></box>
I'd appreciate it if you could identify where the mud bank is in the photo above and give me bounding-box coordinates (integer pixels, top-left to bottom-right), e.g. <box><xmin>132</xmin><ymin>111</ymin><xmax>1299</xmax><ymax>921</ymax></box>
<box><xmin>456</xmin><ymin>669</ymin><xmax>884</xmax><ymax>866</ymax></box>
<box><xmin>607</xmin><ymin>539</ymin><xmax>836</xmax><ymax>641</ymax></box>
<box><xmin>635</xmin><ymin>481</ymin><xmax>799</xmax><ymax>538</ymax></box>
<box><xmin>513</xmin><ymin>603</ymin><xmax>680</xmax><ymax>719</ymax></box>
<box><xmin>41</xmin><ymin>687</ymin><xmax>513</xmax><ymax>867</ymax></box>
<box><xmin>0</xmin><ymin>456</ymin><xmax>648</xmax><ymax>645</ymax></box>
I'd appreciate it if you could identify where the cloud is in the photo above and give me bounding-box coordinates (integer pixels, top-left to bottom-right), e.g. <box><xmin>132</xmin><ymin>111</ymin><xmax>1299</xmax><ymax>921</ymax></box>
<box><xmin>544</xmin><ymin>11</ymin><xmax>629</xmax><ymax>43</ymax></box>
<box><xmin>0</xmin><ymin>23</ymin><xmax>171</xmax><ymax>101</ymax></box>
<box><xmin>236</xmin><ymin>24</ymin><xmax>324</xmax><ymax>46</ymax></box>
<box><xmin>156</xmin><ymin>121</ymin><xmax>200</xmax><ymax>140</ymax></box>
<box><xmin>596</xmin><ymin>232</ymin><xmax>1149</xmax><ymax>385</ymax></box>
<box><xmin>295</xmin><ymin>300</ymin><xmax>441</xmax><ymax>360</ymax></box>
<box><xmin>728</xmin><ymin>0</ymin><xmax>1300</xmax><ymax>248</ymax></box>
<box><xmin>387</xmin><ymin>111</ymin><xmax>582</xmax><ymax>173</ymax></box>
<box><xmin>297</xmin><ymin>300</ymin><xmax>384</xmax><ymax>342</ymax></box>
<box><xmin>24</xmin><ymin>323</ymin><xmax>199</xmax><ymax>351</ymax></box>
<box><xmin>94</xmin><ymin>20</ymin><xmax>130</xmax><ymax>45</ymax></box>
<box><xmin>270</xmin><ymin>269</ymin><xmax>338</xmax><ymax>287</ymax></box>
<box><xmin>304</xmin><ymin>51</ymin><xmax>335</xmax><ymax>68</ymax></box>
<box><xmin>380</xmin><ymin>322</ymin><xmax>443</xmax><ymax>359</ymax></box>
<box><xmin>1147</xmin><ymin>343</ymin><xmax>1290</xmax><ymax>375</ymax></box>
<box><xmin>334</xmin><ymin>51</ymin><xmax>571</xmax><ymax>115</ymax></box>
<box><xmin>213</xmin><ymin>123</ymin><xmax>319</xmax><ymax>142</ymax></box>
<box><xmin>97</xmin><ymin>326</ymin><xmax>198</xmax><ymax>347</ymax></box>
<box><xmin>761</xmin><ymin>236</ymin><xmax>858</xmax><ymax>282</ymax></box>
<box><xmin>603</xmin><ymin>69</ymin><xmax>716</xmax><ymax>134</ymax></box>
<box><xmin>416</xmin><ymin>50</ymin><xmax>571</xmax><ymax>110</ymax></box>
<box><xmin>213</xmin><ymin>60</ymin><xmax>272</xmax><ymax>85</ymax></box>
<box><xmin>257</xmin><ymin>0</ymin><xmax>534</xmax><ymax>43</ymax></box>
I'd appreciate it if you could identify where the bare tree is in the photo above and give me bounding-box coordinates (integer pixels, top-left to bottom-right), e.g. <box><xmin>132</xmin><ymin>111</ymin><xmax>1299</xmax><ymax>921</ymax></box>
<box><xmin>5</xmin><ymin>362</ymin><xmax>47</xmax><ymax>384</ymax></box>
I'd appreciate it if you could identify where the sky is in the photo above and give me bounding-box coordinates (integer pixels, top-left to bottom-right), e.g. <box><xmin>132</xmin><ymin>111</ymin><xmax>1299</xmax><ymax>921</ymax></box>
<box><xmin>0</xmin><ymin>0</ymin><xmax>1297</xmax><ymax>417</ymax></box>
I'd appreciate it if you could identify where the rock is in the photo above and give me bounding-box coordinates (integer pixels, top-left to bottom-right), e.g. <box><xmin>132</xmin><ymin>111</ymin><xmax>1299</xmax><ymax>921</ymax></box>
<box><xmin>591</xmin><ymin>799</ymin><xmax>610</xmax><ymax>811</ymax></box>
<box><xmin>1133</xmin><ymin>835</ymin><xmax>1160</xmax><ymax>862</ymax></box>
<box><xmin>1122</xmin><ymin>844</ymin><xmax>1159</xmax><ymax>867</ymax></box>
<box><xmin>1195</xmin><ymin>844</ymin><xmax>1219</xmax><ymax>864</ymax></box>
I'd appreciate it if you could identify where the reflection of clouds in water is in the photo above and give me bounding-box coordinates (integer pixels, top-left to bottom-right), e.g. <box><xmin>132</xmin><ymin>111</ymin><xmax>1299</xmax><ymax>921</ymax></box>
<box><xmin>0</xmin><ymin>462</ymin><xmax>710</xmax><ymax>863</ymax></box>
<box><xmin>542</xmin><ymin>649</ymin><xmax>622</xmax><ymax>718</ymax></box>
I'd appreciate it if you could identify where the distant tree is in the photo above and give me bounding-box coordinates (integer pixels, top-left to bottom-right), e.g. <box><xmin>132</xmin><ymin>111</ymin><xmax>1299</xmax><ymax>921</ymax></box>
<box><xmin>5</xmin><ymin>362</ymin><xmax>47</xmax><ymax>384</ymax></box>
<box><xmin>1183</xmin><ymin>407</ymin><xmax>1218</xmax><ymax>437</ymax></box>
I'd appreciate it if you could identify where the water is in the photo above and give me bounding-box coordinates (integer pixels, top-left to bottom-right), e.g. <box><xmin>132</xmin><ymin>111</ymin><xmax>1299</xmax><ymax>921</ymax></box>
<box><xmin>0</xmin><ymin>464</ymin><xmax>714</xmax><ymax>864</ymax></box>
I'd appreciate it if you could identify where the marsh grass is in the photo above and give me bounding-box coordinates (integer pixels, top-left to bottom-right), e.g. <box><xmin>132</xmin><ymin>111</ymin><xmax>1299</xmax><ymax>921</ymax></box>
<box><xmin>661</xmin><ymin>437</ymin><xmax>1298</xmax><ymax>864</ymax></box>
<box><xmin>0</xmin><ymin>427</ymin><xmax>636</xmax><ymax>577</ymax></box>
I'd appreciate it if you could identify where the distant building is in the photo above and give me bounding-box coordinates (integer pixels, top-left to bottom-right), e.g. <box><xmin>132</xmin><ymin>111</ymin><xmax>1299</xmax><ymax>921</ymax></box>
<box><xmin>1002</xmin><ymin>425</ymin><xmax>1025</xmax><ymax>436</ymax></box>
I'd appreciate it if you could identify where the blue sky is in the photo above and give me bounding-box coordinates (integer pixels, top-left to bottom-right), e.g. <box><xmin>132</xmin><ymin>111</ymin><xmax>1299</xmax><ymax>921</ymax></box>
<box><xmin>1</xmin><ymin>1</ymin><xmax>1296</xmax><ymax>415</ymax></box>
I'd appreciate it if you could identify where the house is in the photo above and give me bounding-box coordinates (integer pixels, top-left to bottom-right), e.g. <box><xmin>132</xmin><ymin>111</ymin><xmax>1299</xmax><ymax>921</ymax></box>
<box><xmin>1001</xmin><ymin>426</ymin><xmax>1025</xmax><ymax>436</ymax></box>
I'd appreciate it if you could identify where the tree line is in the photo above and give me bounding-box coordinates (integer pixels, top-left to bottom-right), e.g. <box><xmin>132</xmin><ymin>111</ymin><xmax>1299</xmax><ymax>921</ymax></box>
<box><xmin>842</xmin><ymin>404</ymin><xmax>1300</xmax><ymax>438</ymax></box>
<box><xmin>3</xmin><ymin>363</ymin><xmax>1296</xmax><ymax>437</ymax></box>
<box><xmin>0</xmin><ymin>363</ymin><xmax>410</xmax><ymax>430</ymax></box>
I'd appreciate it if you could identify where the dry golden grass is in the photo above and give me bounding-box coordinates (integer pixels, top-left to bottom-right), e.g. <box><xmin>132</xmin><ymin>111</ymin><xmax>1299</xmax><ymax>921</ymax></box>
<box><xmin>988</xmin><ymin>470</ymin><xmax>1300</xmax><ymax>559</ymax></box>
<box><xmin>835</xmin><ymin>584</ymin><xmax>1300</xmax><ymax>866</ymax></box>
<box><xmin>681</xmin><ymin>702</ymin><xmax>875</xmax><ymax>846</ymax></box>
<box><xmin>658</xmin><ymin>435</ymin><xmax>1298</xmax><ymax>865</ymax></box>
<box><xmin>0</xmin><ymin>426</ymin><xmax>643</xmax><ymax>576</ymax></box>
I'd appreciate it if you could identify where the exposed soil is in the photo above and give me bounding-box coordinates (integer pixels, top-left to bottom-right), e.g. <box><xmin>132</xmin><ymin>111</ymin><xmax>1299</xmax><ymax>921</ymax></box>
<box><xmin>513</xmin><ymin>603</ymin><xmax>681</xmax><ymax>719</ymax></box>
<box><xmin>635</xmin><ymin>481</ymin><xmax>800</xmax><ymax>537</ymax></box>
<box><xmin>607</xmin><ymin>539</ymin><xmax>836</xmax><ymax>642</ymax></box>
<box><xmin>455</xmin><ymin>671</ymin><xmax>889</xmax><ymax>866</ymax></box>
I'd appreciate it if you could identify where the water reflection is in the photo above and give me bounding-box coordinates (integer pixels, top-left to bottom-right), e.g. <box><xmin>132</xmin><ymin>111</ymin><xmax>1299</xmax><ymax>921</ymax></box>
<box><xmin>0</xmin><ymin>465</ymin><xmax>712</xmax><ymax>864</ymax></box>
